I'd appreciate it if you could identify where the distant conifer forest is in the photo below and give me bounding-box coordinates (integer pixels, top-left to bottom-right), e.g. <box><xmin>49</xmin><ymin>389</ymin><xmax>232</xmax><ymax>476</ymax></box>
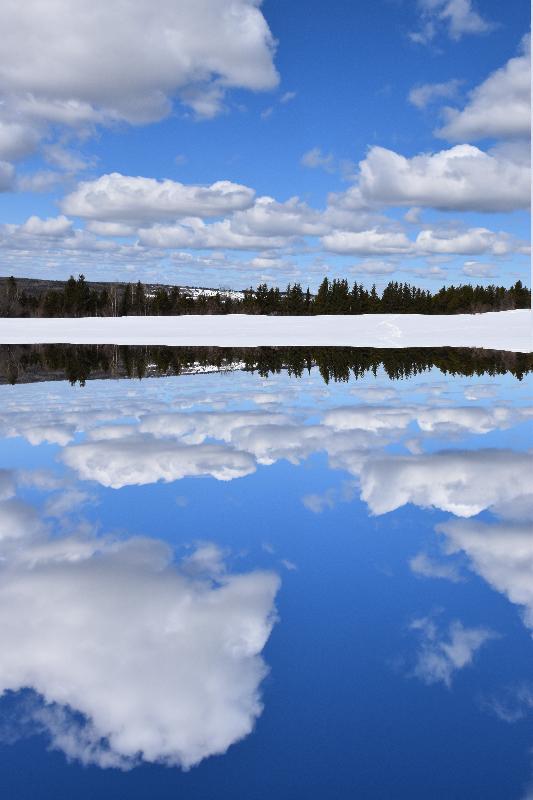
<box><xmin>0</xmin><ymin>274</ymin><xmax>530</xmax><ymax>317</ymax></box>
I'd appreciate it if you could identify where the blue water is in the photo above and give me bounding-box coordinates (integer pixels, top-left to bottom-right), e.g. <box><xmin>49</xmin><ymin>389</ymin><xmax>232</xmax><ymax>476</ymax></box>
<box><xmin>0</xmin><ymin>364</ymin><xmax>531</xmax><ymax>798</ymax></box>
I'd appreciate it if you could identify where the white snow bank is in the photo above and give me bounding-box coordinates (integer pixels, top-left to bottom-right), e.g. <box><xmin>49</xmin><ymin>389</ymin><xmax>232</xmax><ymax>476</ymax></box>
<box><xmin>0</xmin><ymin>311</ymin><xmax>531</xmax><ymax>352</ymax></box>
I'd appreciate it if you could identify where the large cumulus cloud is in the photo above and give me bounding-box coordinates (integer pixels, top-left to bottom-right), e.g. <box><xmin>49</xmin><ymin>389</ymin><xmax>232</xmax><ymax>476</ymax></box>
<box><xmin>0</xmin><ymin>0</ymin><xmax>278</xmax><ymax>125</ymax></box>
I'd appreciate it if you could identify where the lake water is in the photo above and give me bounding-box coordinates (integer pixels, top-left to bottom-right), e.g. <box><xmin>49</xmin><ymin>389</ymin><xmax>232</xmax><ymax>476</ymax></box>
<box><xmin>0</xmin><ymin>346</ymin><xmax>532</xmax><ymax>799</ymax></box>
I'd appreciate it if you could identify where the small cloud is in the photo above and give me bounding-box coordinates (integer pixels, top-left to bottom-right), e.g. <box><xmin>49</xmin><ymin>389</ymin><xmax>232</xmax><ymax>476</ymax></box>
<box><xmin>301</xmin><ymin>147</ymin><xmax>335</xmax><ymax>173</ymax></box>
<box><xmin>462</xmin><ymin>261</ymin><xmax>496</xmax><ymax>278</ymax></box>
<box><xmin>174</xmin><ymin>154</ymin><xmax>187</xmax><ymax>166</ymax></box>
<box><xmin>409</xmin><ymin>20</ymin><xmax>436</xmax><ymax>45</ymax></box>
<box><xmin>16</xmin><ymin>469</ymin><xmax>67</xmax><ymax>491</ymax></box>
<box><xmin>409</xmin><ymin>0</ymin><xmax>495</xmax><ymax>45</ymax></box>
<box><xmin>412</xmin><ymin>265</ymin><xmax>448</xmax><ymax>280</ymax></box>
<box><xmin>280</xmin><ymin>559</ymin><xmax>297</xmax><ymax>571</ymax></box>
<box><xmin>404</xmin><ymin>438</ymin><xmax>423</xmax><ymax>454</ymax></box>
<box><xmin>302</xmin><ymin>489</ymin><xmax>337</xmax><ymax>514</ymax></box>
<box><xmin>43</xmin><ymin>144</ymin><xmax>94</xmax><ymax>173</ymax></box>
<box><xmin>404</xmin><ymin>207</ymin><xmax>422</xmax><ymax>224</ymax></box>
<box><xmin>175</xmin><ymin>495</ymin><xmax>189</xmax><ymax>507</ymax></box>
<box><xmin>408</xmin><ymin>79</ymin><xmax>462</xmax><ymax>109</ymax></box>
<box><xmin>302</xmin><ymin>482</ymin><xmax>355</xmax><ymax>514</ymax></box>
<box><xmin>280</xmin><ymin>91</ymin><xmax>297</xmax><ymax>104</ymax></box>
<box><xmin>409</xmin><ymin>551</ymin><xmax>464</xmax><ymax>582</ymax></box>
<box><xmin>350</xmin><ymin>259</ymin><xmax>397</xmax><ymax>275</ymax></box>
<box><xmin>463</xmin><ymin>383</ymin><xmax>497</xmax><ymax>401</ymax></box>
<box><xmin>181</xmin><ymin>542</ymin><xmax>226</xmax><ymax>577</ymax></box>
<box><xmin>260</xmin><ymin>91</ymin><xmax>296</xmax><ymax>119</ymax></box>
<box><xmin>482</xmin><ymin>683</ymin><xmax>533</xmax><ymax>723</ymax></box>
<box><xmin>409</xmin><ymin>616</ymin><xmax>498</xmax><ymax>687</ymax></box>
<box><xmin>16</xmin><ymin>170</ymin><xmax>65</xmax><ymax>193</ymax></box>
<box><xmin>44</xmin><ymin>489</ymin><xmax>96</xmax><ymax>518</ymax></box>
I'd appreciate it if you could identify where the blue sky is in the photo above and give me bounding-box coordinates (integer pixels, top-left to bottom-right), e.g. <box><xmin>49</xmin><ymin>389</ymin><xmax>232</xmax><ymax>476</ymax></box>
<box><xmin>0</xmin><ymin>366</ymin><xmax>532</xmax><ymax>797</ymax></box>
<box><xmin>0</xmin><ymin>0</ymin><xmax>530</xmax><ymax>289</ymax></box>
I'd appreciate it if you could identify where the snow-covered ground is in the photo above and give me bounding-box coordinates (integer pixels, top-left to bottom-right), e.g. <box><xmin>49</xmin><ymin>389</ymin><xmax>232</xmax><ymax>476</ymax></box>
<box><xmin>0</xmin><ymin>310</ymin><xmax>531</xmax><ymax>352</ymax></box>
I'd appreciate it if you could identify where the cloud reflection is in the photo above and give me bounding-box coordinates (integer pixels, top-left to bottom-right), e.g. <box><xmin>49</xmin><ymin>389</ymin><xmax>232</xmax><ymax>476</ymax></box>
<box><xmin>0</xmin><ymin>486</ymin><xmax>279</xmax><ymax>769</ymax></box>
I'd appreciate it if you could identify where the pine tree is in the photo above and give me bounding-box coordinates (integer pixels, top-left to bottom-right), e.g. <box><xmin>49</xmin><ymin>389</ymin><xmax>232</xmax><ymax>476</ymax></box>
<box><xmin>315</xmin><ymin>277</ymin><xmax>330</xmax><ymax>313</ymax></box>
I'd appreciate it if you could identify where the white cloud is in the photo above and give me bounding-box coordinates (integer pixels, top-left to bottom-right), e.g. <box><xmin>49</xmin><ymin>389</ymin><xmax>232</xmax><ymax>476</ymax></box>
<box><xmin>2</xmin><ymin>421</ymin><xmax>76</xmax><ymax>446</ymax></box>
<box><xmin>0</xmin><ymin>498</ymin><xmax>41</xmax><ymax>542</ymax></box>
<box><xmin>43</xmin><ymin>144</ymin><xmax>93</xmax><ymax>174</ymax></box>
<box><xmin>324</xmin><ymin>405</ymin><xmax>415</xmax><ymax>433</ymax></box>
<box><xmin>408</xmin><ymin>79</ymin><xmax>462</xmax><ymax>109</ymax></box>
<box><xmin>62</xmin><ymin>174</ymin><xmax>255</xmax><ymax>222</ymax></box>
<box><xmin>350</xmin><ymin>260</ymin><xmax>397</xmax><ymax>275</ymax></box>
<box><xmin>410</xmin><ymin>0</ymin><xmax>494</xmax><ymax>45</ymax></box>
<box><xmin>0</xmin><ymin>1</ymin><xmax>278</xmax><ymax>192</ymax></box>
<box><xmin>438</xmin><ymin>518</ymin><xmax>533</xmax><ymax>629</ymax></box>
<box><xmin>410</xmin><ymin>617</ymin><xmax>497</xmax><ymax>687</ymax></box>
<box><xmin>415</xmin><ymin>265</ymin><xmax>448</xmax><ymax>280</ymax></box>
<box><xmin>85</xmin><ymin>221</ymin><xmax>137</xmax><ymax>237</ymax></box>
<box><xmin>409</xmin><ymin>551</ymin><xmax>463</xmax><ymax>582</ymax></box>
<box><xmin>0</xmin><ymin>121</ymin><xmax>41</xmax><ymax>161</ymax></box>
<box><xmin>43</xmin><ymin>488</ymin><xmax>95</xmax><ymax>518</ymax></box>
<box><xmin>61</xmin><ymin>436</ymin><xmax>257</xmax><ymax>488</ymax></box>
<box><xmin>137</xmin><ymin>218</ymin><xmax>290</xmax><ymax>251</ymax></box>
<box><xmin>325</xmin><ymin>405</ymin><xmax>518</xmax><ymax>439</ymax></box>
<box><xmin>349</xmin><ymin>387</ymin><xmax>398</xmax><ymax>402</ymax></box>
<box><xmin>16</xmin><ymin>469</ymin><xmax>68</xmax><ymax>492</ymax></box>
<box><xmin>437</xmin><ymin>0</ymin><xmax>494</xmax><ymax>39</ymax></box>
<box><xmin>301</xmin><ymin>147</ymin><xmax>335</xmax><ymax>173</ymax></box>
<box><xmin>484</xmin><ymin>684</ymin><xmax>533</xmax><ymax>723</ymax></box>
<box><xmin>463</xmin><ymin>383</ymin><xmax>498</xmax><ymax>401</ymax></box>
<box><xmin>138</xmin><ymin>409</ymin><xmax>291</xmax><ymax>444</ymax></box>
<box><xmin>280</xmin><ymin>91</ymin><xmax>297</xmax><ymax>104</ymax></box>
<box><xmin>437</xmin><ymin>42</ymin><xmax>531</xmax><ymax>141</ymax></box>
<box><xmin>302</xmin><ymin>489</ymin><xmax>338</xmax><ymax>514</ymax></box>
<box><xmin>415</xmin><ymin>227</ymin><xmax>513</xmax><ymax>256</ymax></box>
<box><xmin>228</xmin><ymin>422</ymin><xmax>373</xmax><ymax>470</ymax></box>
<box><xmin>404</xmin><ymin>207</ymin><xmax>422</xmax><ymax>224</ymax></box>
<box><xmin>301</xmin><ymin>482</ymin><xmax>356</xmax><ymax>514</ymax></box>
<box><xmin>323</xmin><ymin>222</ymin><xmax>520</xmax><ymax>257</ymax></box>
<box><xmin>16</xmin><ymin>170</ymin><xmax>65</xmax><ymax>193</ymax></box>
<box><xmin>229</xmin><ymin>196</ymin><xmax>326</xmax><ymax>237</ymax></box>
<box><xmin>0</xmin><ymin>510</ymin><xmax>280</xmax><ymax>769</ymax></box>
<box><xmin>322</xmin><ymin>228</ymin><xmax>411</xmax><ymax>255</ymax></box>
<box><xmin>0</xmin><ymin>0</ymin><xmax>278</xmax><ymax>125</ymax></box>
<box><xmin>462</xmin><ymin>261</ymin><xmax>496</xmax><ymax>278</ymax></box>
<box><xmin>301</xmin><ymin>148</ymin><xmax>356</xmax><ymax>181</ymax></box>
<box><xmin>133</xmin><ymin>193</ymin><xmax>327</xmax><ymax>251</ymax></box>
<box><xmin>355</xmin><ymin>144</ymin><xmax>530</xmax><ymax>212</ymax></box>
<box><xmin>19</xmin><ymin>215</ymin><xmax>73</xmax><ymax>237</ymax></box>
<box><xmin>360</xmin><ymin>450</ymin><xmax>533</xmax><ymax>517</ymax></box>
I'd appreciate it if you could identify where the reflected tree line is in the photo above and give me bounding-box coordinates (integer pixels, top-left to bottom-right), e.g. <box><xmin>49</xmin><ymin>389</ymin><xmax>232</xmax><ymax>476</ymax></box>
<box><xmin>1</xmin><ymin>344</ymin><xmax>532</xmax><ymax>386</ymax></box>
<box><xmin>1</xmin><ymin>274</ymin><xmax>531</xmax><ymax>317</ymax></box>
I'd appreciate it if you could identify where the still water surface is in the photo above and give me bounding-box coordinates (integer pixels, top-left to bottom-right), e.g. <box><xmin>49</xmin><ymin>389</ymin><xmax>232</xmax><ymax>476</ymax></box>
<box><xmin>0</xmin><ymin>347</ymin><xmax>532</xmax><ymax>798</ymax></box>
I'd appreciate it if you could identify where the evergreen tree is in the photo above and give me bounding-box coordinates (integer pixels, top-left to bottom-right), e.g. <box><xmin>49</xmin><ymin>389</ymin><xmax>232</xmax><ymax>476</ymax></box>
<box><xmin>121</xmin><ymin>283</ymin><xmax>132</xmax><ymax>316</ymax></box>
<box><xmin>315</xmin><ymin>277</ymin><xmax>330</xmax><ymax>314</ymax></box>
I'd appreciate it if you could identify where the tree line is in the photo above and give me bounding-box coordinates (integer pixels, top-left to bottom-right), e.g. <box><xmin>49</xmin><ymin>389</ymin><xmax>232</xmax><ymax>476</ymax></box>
<box><xmin>1</xmin><ymin>274</ymin><xmax>530</xmax><ymax>317</ymax></box>
<box><xmin>2</xmin><ymin>343</ymin><xmax>532</xmax><ymax>386</ymax></box>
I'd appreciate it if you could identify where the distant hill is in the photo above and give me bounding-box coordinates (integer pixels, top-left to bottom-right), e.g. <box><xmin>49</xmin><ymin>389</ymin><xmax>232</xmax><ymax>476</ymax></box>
<box><xmin>0</xmin><ymin>276</ymin><xmax>246</xmax><ymax>301</ymax></box>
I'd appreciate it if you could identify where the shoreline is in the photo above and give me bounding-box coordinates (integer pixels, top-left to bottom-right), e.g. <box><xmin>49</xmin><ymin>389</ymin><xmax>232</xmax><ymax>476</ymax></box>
<box><xmin>0</xmin><ymin>310</ymin><xmax>531</xmax><ymax>352</ymax></box>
